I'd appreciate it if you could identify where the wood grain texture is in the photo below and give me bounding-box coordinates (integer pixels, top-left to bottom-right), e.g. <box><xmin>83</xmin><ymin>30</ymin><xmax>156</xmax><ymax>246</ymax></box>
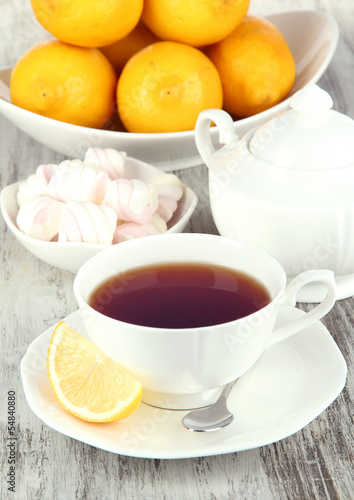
<box><xmin>0</xmin><ymin>1</ymin><xmax>353</xmax><ymax>499</ymax></box>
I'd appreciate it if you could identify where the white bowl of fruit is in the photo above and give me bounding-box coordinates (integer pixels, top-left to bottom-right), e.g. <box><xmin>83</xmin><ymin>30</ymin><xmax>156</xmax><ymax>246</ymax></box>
<box><xmin>0</xmin><ymin>2</ymin><xmax>339</xmax><ymax>171</ymax></box>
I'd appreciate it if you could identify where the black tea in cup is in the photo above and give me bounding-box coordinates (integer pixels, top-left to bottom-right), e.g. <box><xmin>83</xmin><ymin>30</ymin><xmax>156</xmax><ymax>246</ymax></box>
<box><xmin>89</xmin><ymin>262</ymin><xmax>271</xmax><ymax>329</ymax></box>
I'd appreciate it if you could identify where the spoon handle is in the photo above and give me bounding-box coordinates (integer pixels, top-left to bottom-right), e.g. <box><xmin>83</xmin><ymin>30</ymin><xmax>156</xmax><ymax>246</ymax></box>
<box><xmin>182</xmin><ymin>380</ymin><xmax>238</xmax><ymax>432</ymax></box>
<box><xmin>217</xmin><ymin>380</ymin><xmax>237</xmax><ymax>405</ymax></box>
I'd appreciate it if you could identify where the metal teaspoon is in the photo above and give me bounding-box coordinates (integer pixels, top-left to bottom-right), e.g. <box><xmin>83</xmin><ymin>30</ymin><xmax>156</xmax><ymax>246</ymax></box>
<box><xmin>182</xmin><ymin>380</ymin><xmax>237</xmax><ymax>432</ymax></box>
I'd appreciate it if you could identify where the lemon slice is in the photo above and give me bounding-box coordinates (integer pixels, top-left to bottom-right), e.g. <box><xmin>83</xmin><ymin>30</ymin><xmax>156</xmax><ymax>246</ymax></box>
<box><xmin>47</xmin><ymin>321</ymin><xmax>143</xmax><ymax>422</ymax></box>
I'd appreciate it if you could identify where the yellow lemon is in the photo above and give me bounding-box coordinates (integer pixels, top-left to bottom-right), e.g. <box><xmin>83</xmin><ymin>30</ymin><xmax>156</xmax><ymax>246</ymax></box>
<box><xmin>10</xmin><ymin>40</ymin><xmax>117</xmax><ymax>129</ymax></box>
<box><xmin>142</xmin><ymin>0</ymin><xmax>250</xmax><ymax>47</ymax></box>
<box><xmin>30</xmin><ymin>0</ymin><xmax>144</xmax><ymax>48</ymax></box>
<box><xmin>206</xmin><ymin>15</ymin><xmax>296</xmax><ymax>118</ymax></box>
<box><xmin>47</xmin><ymin>321</ymin><xmax>143</xmax><ymax>422</ymax></box>
<box><xmin>101</xmin><ymin>21</ymin><xmax>160</xmax><ymax>75</ymax></box>
<box><xmin>117</xmin><ymin>41</ymin><xmax>223</xmax><ymax>133</ymax></box>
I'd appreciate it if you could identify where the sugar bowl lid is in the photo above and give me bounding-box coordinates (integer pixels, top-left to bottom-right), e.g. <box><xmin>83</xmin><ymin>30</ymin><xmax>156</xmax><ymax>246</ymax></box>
<box><xmin>249</xmin><ymin>84</ymin><xmax>354</xmax><ymax>170</ymax></box>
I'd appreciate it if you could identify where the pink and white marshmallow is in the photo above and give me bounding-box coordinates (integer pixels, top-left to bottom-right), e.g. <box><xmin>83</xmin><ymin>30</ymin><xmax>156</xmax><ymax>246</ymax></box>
<box><xmin>148</xmin><ymin>174</ymin><xmax>184</xmax><ymax>222</ymax></box>
<box><xmin>15</xmin><ymin>148</ymin><xmax>185</xmax><ymax>244</ymax></box>
<box><xmin>48</xmin><ymin>159</ymin><xmax>109</xmax><ymax>204</ymax></box>
<box><xmin>58</xmin><ymin>200</ymin><xmax>117</xmax><ymax>245</ymax></box>
<box><xmin>84</xmin><ymin>147</ymin><xmax>126</xmax><ymax>180</ymax></box>
<box><xmin>17</xmin><ymin>164</ymin><xmax>57</xmax><ymax>207</ymax></box>
<box><xmin>113</xmin><ymin>213</ymin><xmax>167</xmax><ymax>243</ymax></box>
<box><xmin>16</xmin><ymin>195</ymin><xmax>65</xmax><ymax>241</ymax></box>
<box><xmin>104</xmin><ymin>178</ymin><xmax>159</xmax><ymax>224</ymax></box>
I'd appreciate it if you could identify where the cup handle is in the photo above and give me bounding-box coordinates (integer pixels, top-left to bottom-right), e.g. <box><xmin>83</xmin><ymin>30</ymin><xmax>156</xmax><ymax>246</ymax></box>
<box><xmin>266</xmin><ymin>270</ymin><xmax>336</xmax><ymax>349</ymax></box>
<box><xmin>195</xmin><ymin>109</ymin><xmax>239</xmax><ymax>168</ymax></box>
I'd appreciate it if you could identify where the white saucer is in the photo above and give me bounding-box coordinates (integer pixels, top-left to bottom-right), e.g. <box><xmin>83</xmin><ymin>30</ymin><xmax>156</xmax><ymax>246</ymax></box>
<box><xmin>21</xmin><ymin>306</ymin><xmax>347</xmax><ymax>459</ymax></box>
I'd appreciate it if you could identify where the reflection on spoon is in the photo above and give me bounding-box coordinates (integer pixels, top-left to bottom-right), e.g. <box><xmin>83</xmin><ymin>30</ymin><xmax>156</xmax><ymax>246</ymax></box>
<box><xmin>182</xmin><ymin>380</ymin><xmax>237</xmax><ymax>432</ymax></box>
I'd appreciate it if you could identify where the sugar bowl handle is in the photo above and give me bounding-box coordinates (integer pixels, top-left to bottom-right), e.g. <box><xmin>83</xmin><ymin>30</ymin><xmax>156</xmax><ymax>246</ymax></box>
<box><xmin>195</xmin><ymin>109</ymin><xmax>239</xmax><ymax>167</ymax></box>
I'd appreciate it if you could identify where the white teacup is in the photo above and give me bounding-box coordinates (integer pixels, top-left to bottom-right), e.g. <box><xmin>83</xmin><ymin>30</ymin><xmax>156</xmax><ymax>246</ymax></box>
<box><xmin>73</xmin><ymin>233</ymin><xmax>336</xmax><ymax>410</ymax></box>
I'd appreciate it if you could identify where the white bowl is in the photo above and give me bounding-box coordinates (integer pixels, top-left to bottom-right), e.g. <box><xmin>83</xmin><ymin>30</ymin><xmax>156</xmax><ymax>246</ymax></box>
<box><xmin>0</xmin><ymin>157</ymin><xmax>198</xmax><ymax>273</ymax></box>
<box><xmin>0</xmin><ymin>10</ymin><xmax>338</xmax><ymax>171</ymax></box>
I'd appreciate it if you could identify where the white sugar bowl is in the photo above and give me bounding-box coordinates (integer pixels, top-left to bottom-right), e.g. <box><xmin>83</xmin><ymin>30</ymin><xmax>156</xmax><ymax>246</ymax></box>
<box><xmin>195</xmin><ymin>84</ymin><xmax>354</xmax><ymax>301</ymax></box>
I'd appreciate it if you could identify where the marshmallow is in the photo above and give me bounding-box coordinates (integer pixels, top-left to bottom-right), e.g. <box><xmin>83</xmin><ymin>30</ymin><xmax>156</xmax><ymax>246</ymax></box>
<box><xmin>150</xmin><ymin>173</ymin><xmax>184</xmax><ymax>199</ymax></box>
<box><xmin>15</xmin><ymin>149</ymin><xmax>184</xmax><ymax>245</ymax></box>
<box><xmin>17</xmin><ymin>163</ymin><xmax>57</xmax><ymax>207</ymax></box>
<box><xmin>36</xmin><ymin>163</ymin><xmax>57</xmax><ymax>182</ymax></box>
<box><xmin>156</xmin><ymin>195</ymin><xmax>179</xmax><ymax>223</ymax></box>
<box><xmin>149</xmin><ymin>173</ymin><xmax>184</xmax><ymax>222</ymax></box>
<box><xmin>48</xmin><ymin>159</ymin><xmax>109</xmax><ymax>204</ymax></box>
<box><xmin>58</xmin><ymin>200</ymin><xmax>117</xmax><ymax>244</ymax></box>
<box><xmin>104</xmin><ymin>178</ymin><xmax>159</xmax><ymax>224</ymax></box>
<box><xmin>16</xmin><ymin>195</ymin><xmax>65</xmax><ymax>241</ymax></box>
<box><xmin>113</xmin><ymin>213</ymin><xmax>167</xmax><ymax>243</ymax></box>
<box><xmin>84</xmin><ymin>148</ymin><xmax>126</xmax><ymax>180</ymax></box>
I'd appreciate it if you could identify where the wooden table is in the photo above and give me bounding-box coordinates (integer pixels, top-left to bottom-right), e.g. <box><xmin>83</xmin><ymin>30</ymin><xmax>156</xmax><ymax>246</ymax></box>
<box><xmin>1</xmin><ymin>0</ymin><xmax>353</xmax><ymax>498</ymax></box>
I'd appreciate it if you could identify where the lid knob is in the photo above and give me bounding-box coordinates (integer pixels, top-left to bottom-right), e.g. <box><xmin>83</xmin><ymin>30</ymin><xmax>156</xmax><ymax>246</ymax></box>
<box><xmin>290</xmin><ymin>83</ymin><xmax>333</xmax><ymax>112</ymax></box>
<box><xmin>249</xmin><ymin>84</ymin><xmax>354</xmax><ymax>170</ymax></box>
